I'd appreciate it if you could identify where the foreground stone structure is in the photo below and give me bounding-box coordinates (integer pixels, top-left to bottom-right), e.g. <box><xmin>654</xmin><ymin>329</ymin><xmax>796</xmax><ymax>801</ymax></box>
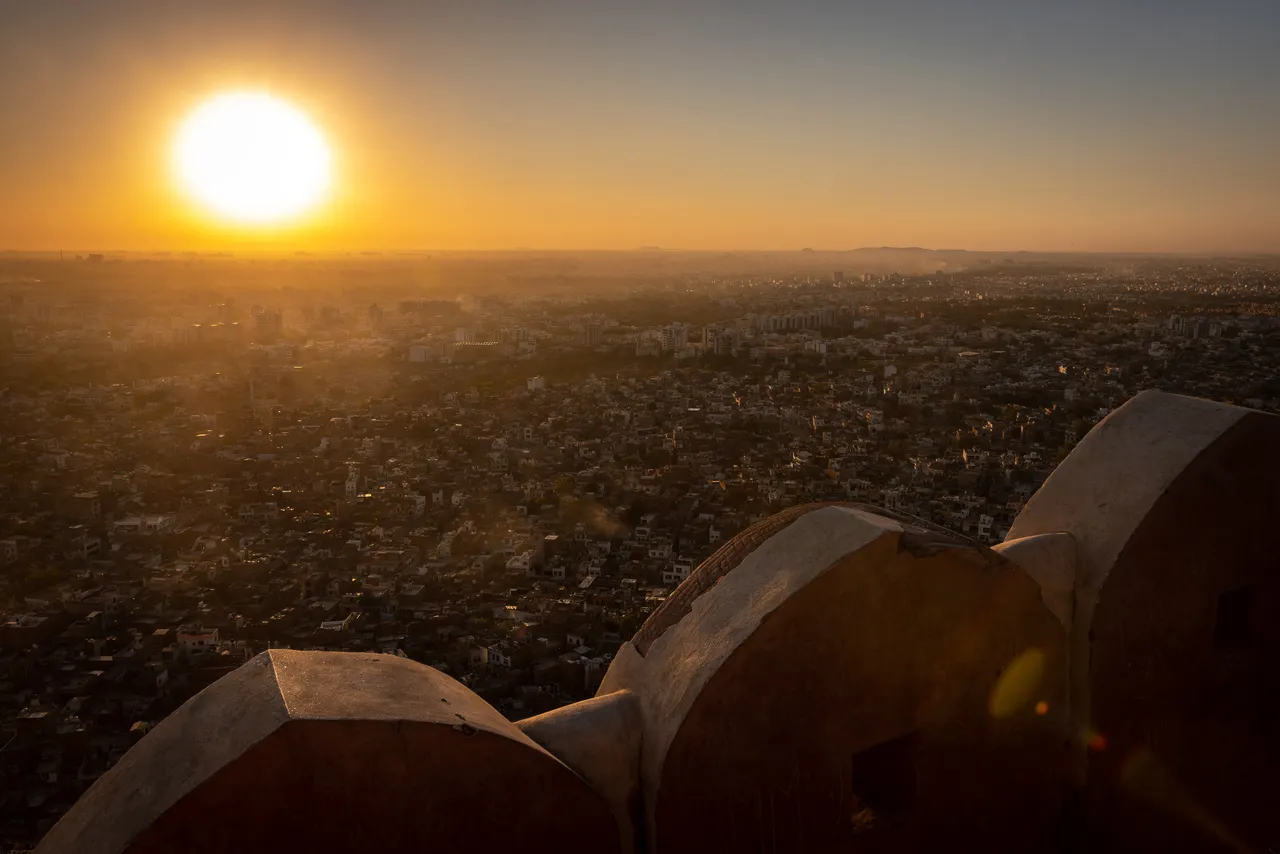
<box><xmin>36</xmin><ymin>649</ymin><xmax>620</xmax><ymax>854</ymax></box>
<box><xmin>1003</xmin><ymin>391</ymin><xmax>1280</xmax><ymax>853</ymax></box>
<box><xmin>36</xmin><ymin>392</ymin><xmax>1280</xmax><ymax>854</ymax></box>
<box><xmin>600</xmin><ymin>505</ymin><xmax>1067</xmax><ymax>853</ymax></box>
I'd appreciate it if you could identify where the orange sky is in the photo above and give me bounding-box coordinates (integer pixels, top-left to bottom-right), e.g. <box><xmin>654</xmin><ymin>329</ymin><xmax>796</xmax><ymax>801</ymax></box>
<box><xmin>3</xmin><ymin>1</ymin><xmax>1280</xmax><ymax>253</ymax></box>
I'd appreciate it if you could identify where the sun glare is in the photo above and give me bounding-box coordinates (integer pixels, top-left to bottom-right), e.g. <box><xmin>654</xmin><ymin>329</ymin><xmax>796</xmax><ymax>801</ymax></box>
<box><xmin>173</xmin><ymin>92</ymin><xmax>332</xmax><ymax>224</ymax></box>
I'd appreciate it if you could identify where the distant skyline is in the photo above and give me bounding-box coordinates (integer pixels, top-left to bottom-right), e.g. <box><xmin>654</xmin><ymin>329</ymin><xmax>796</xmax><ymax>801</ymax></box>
<box><xmin>3</xmin><ymin>0</ymin><xmax>1280</xmax><ymax>253</ymax></box>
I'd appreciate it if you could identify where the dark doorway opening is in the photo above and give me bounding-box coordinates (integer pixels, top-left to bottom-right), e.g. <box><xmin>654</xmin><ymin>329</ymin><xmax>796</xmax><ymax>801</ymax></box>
<box><xmin>849</xmin><ymin>730</ymin><xmax>919</xmax><ymax>830</ymax></box>
<box><xmin>1213</xmin><ymin>586</ymin><xmax>1255</xmax><ymax>651</ymax></box>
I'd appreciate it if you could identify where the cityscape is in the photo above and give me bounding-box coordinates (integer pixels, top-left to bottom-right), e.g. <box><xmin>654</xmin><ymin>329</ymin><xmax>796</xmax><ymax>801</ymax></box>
<box><xmin>6</xmin><ymin>0</ymin><xmax>1280</xmax><ymax>849</ymax></box>
<box><xmin>1</xmin><ymin>249</ymin><xmax>1278</xmax><ymax>848</ymax></box>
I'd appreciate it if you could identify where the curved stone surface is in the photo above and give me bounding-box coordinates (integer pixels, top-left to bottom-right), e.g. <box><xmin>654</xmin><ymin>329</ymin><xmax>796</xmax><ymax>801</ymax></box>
<box><xmin>37</xmin><ymin>650</ymin><xmax>620</xmax><ymax>854</ymax></box>
<box><xmin>1005</xmin><ymin>392</ymin><xmax>1280</xmax><ymax>852</ymax></box>
<box><xmin>630</xmin><ymin>502</ymin><xmax>832</xmax><ymax>656</ymax></box>
<box><xmin>518</xmin><ymin>689</ymin><xmax>643</xmax><ymax>853</ymax></box>
<box><xmin>993</xmin><ymin>532</ymin><xmax>1078</xmax><ymax>629</ymax></box>
<box><xmin>601</xmin><ymin>503</ymin><xmax>1068</xmax><ymax>853</ymax></box>
<box><xmin>1006</xmin><ymin>391</ymin><xmax>1246</xmax><ymax>735</ymax></box>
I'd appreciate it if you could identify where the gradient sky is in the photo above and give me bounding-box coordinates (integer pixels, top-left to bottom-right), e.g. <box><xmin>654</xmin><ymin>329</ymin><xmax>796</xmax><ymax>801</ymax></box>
<box><xmin>3</xmin><ymin>0</ymin><xmax>1279</xmax><ymax>252</ymax></box>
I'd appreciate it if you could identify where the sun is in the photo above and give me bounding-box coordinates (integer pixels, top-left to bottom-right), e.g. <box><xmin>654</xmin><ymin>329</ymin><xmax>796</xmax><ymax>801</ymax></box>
<box><xmin>173</xmin><ymin>92</ymin><xmax>332</xmax><ymax>224</ymax></box>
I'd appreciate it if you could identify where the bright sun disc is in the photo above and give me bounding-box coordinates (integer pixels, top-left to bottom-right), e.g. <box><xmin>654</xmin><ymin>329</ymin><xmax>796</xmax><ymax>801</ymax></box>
<box><xmin>174</xmin><ymin>92</ymin><xmax>331</xmax><ymax>223</ymax></box>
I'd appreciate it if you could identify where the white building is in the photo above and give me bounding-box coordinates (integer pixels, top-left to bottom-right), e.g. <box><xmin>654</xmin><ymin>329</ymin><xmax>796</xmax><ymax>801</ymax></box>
<box><xmin>177</xmin><ymin>625</ymin><xmax>219</xmax><ymax>655</ymax></box>
<box><xmin>113</xmin><ymin>514</ymin><xmax>177</xmax><ymax>535</ymax></box>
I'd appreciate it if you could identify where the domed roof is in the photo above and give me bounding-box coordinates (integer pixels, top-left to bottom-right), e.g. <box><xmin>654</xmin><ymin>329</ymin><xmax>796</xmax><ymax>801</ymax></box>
<box><xmin>633</xmin><ymin>501</ymin><xmax>977</xmax><ymax>655</ymax></box>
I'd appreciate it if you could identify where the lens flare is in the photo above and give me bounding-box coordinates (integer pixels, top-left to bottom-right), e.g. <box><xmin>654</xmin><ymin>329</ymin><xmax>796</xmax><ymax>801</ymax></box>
<box><xmin>988</xmin><ymin>647</ymin><xmax>1046</xmax><ymax>718</ymax></box>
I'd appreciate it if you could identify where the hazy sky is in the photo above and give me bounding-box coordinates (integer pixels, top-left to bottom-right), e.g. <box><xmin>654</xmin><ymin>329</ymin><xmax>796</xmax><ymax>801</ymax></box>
<box><xmin>3</xmin><ymin>0</ymin><xmax>1279</xmax><ymax>252</ymax></box>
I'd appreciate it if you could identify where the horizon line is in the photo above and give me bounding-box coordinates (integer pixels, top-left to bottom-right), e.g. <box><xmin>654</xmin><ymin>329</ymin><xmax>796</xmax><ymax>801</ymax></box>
<box><xmin>4</xmin><ymin>246</ymin><xmax>1280</xmax><ymax>258</ymax></box>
